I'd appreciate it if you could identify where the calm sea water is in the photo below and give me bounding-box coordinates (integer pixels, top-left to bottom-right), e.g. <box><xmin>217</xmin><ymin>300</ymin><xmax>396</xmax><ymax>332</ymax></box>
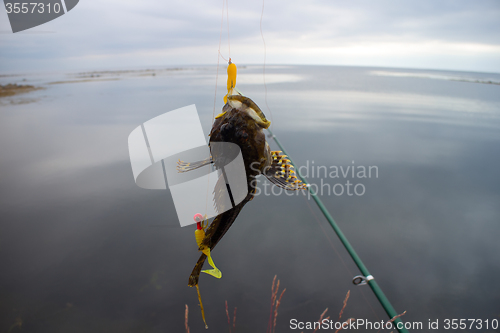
<box><xmin>1</xmin><ymin>65</ymin><xmax>499</xmax><ymax>332</ymax></box>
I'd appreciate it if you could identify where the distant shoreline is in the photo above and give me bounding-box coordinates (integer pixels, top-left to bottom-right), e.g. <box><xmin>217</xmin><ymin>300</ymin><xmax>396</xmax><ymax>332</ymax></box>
<box><xmin>0</xmin><ymin>83</ymin><xmax>43</xmax><ymax>98</ymax></box>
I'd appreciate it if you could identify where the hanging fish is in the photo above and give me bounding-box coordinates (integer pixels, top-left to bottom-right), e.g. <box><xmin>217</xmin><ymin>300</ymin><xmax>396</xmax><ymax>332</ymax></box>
<box><xmin>178</xmin><ymin>59</ymin><xmax>306</xmax><ymax>327</ymax></box>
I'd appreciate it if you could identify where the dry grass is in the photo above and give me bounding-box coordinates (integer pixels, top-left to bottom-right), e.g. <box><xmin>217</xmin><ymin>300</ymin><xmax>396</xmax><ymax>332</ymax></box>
<box><xmin>301</xmin><ymin>290</ymin><xmax>352</xmax><ymax>333</ymax></box>
<box><xmin>338</xmin><ymin>290</ymin><xmax>350</xmax><ymax>321</ymax></box>
<box><xmin>376</xmin><ymin>310</ymin><xmax>407</xmax><ymax>333</ymax></box>
<box><xmin>267</xmin><ymin>275</ymin><xmax>286</xmax><ymax>333</ymax></box>
<box><xmin>225</xmin><ymin>300</ymin><xmax>237</xmax><ymax>333</ymax></box>
<box><xmin>335</xmin><ymin>318</ymin><xmax>355</xmax><ymax>333</ymax></box>
<box><xmin>312</xmin><ymin>308</ymin><xmax>330</xmax><ymax>333</ymax></box>
<box><xmin>185</xmin><ymin>277</ymin><xmax>355</xmax><ymax>332</ymax></box>
<box><xmin>184</xmin><ymin>304</ymin><xmax>190</xmax><ymax>333</ymax></box>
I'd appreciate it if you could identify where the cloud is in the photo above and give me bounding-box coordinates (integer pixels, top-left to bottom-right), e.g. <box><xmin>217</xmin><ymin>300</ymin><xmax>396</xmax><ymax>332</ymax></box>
<box><xmin>1</xmin><ymin>0</ymin><xmax>499</xmax><ymax>73</ymax></box>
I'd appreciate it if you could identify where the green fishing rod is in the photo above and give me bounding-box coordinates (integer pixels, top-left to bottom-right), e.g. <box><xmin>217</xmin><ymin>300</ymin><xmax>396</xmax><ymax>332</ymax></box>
<box><xmin>267</xmin><ymin>128</ymin><xmax>410</xmax><ymax>333</ymax></box>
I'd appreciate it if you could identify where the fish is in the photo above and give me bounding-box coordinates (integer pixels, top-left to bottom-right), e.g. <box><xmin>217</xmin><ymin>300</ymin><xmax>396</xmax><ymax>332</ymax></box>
<box><xmin>177</xmin><ymin>61</ymin><xmax>306</xmax><ymax>327</ymax></box>
<box><xmin>181</xmin><ymin>93</ymin><xmax>307</xmax><ymax>287</ymax></box>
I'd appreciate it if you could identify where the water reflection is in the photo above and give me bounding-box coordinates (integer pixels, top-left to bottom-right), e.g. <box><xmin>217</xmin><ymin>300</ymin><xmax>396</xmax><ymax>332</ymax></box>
<box><xmin>0</xmin><ymin>65</ymin><xmax>499</xmax><ymax>332</ymax></box>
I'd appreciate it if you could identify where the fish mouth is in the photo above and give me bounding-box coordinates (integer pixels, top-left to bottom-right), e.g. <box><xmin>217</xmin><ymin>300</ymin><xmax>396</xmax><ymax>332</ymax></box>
<box><xmin>227</xmin><ymin>94</ymin><xmax>271</xmax><ymax>128</ymax></box>
<box><xmin>256</xmin><ymin>106</ymin><xmax>271</xmax><ymax>128</ymax></box>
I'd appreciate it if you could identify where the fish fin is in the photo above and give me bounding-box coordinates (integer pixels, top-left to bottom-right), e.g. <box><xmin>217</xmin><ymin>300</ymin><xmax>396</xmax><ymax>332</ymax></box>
<box><xmin>176</xmin><ymin>157</ymin><xmax>212</xmax><ymax>173</ymax></box>
<box><xmin>234</xmin><ymin>87</ymin><xmax>243</xmax><ymax>95</ymax></box>
<box><xmin>264</xmin><ymin>151</ymin><xmax>307</xmax><ymax>191</ymax></box>
<box><xmin>215</xmin><ymin>111</ymin><xmax>226</xmax><ymax>119</ymax></box>
<box><xmin>213</xmin><ymin>173</ymin><xmax>230</xmax><ymax>214</ymax></box>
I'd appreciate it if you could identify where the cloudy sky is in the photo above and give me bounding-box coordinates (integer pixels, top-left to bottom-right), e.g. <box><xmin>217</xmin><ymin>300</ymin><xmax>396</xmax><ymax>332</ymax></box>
<box><xmin>1</xmin><ymin>0</ymin><xmax>500</xmax><ymax>73</ymax></box>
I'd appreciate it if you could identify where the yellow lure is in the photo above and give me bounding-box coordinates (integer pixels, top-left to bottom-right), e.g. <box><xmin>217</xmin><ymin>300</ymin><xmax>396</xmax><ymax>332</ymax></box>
<box><xmin>227</xmin><ymin>60</ymin><xmax>237</xmax><ymax>92</ymax></box>
<box><xmin>223</xmin><ymin>59</ymin><xmax>237</xmax><ymax>104</ymax></box>
<box><xmin>192</xmin><ymin>215</ymin><xmax>222</xmax><ymax>329</ymax></box>
<box><xmin>194</xmin><ymin>227</ymin><xmax>222</xmax><ymax>279</ymax></box>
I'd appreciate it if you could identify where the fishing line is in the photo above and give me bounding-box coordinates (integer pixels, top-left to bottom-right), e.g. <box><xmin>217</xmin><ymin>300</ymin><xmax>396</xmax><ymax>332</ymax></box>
<box><xmin>267</xmin><ymin>130</ymin><xmax>408</xmax><ymax>333</ymax></box>
<box><xmin>219</xmin><ymin>50</ymin><xmax>229</xmax><ymax>62</ymax></box>
<box><xmin>258</xmin><ymin>0</ymin><xmax>379</xmax><ymax>318</ymax></box>
<box><xmin>226</xmin><ymin>0</ymin><xmax>231</xmax><ymax>58</ymax></box>
<box><xmin>300</xmin><ymin>191</ymin><xmax>381</xmax><ymax>322</ymax></box>
<box><xmin>205</xmin><ymin>0</ymin><xmax>229</xmax><ymax>223</ymax></box>
<box><xmin>258</xmin><ymin>1</ymin><xmax>379</xmax><ymax>318</ymax></box>
<box><xmin>206</xmin><ymin>0</ymin><xmax>234</xmax><ymax>221</ymax></box>
<box><xmin>257</xmin><ymin>3</ymin><xmax>384</xmax><ymax>321</ymax></box>
<box><xmin>212</xmin><ymin>0</ymin><xmax>226</xmax><ymax>125</ymax></box>
<box><xmin>208</xmin><ymin>2</ymin><xmax>392</xmax><ymax>329</ymax></box>
<box><xmin>260</xmin><ymin>0</ymin><xmax>274</xmax><ymax>131</ymax></box>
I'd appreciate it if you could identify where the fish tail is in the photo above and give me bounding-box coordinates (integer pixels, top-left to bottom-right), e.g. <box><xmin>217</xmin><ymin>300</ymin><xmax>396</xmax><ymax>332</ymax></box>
<box><xmin>195</xmin><ymin>284</ymin><xmax>208</xmax><ymax>329</ymax></box>
<box><xmin>188</xmin><ymin>195</ymin><xmax>251</xmax><ymax>287</ymax></box>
